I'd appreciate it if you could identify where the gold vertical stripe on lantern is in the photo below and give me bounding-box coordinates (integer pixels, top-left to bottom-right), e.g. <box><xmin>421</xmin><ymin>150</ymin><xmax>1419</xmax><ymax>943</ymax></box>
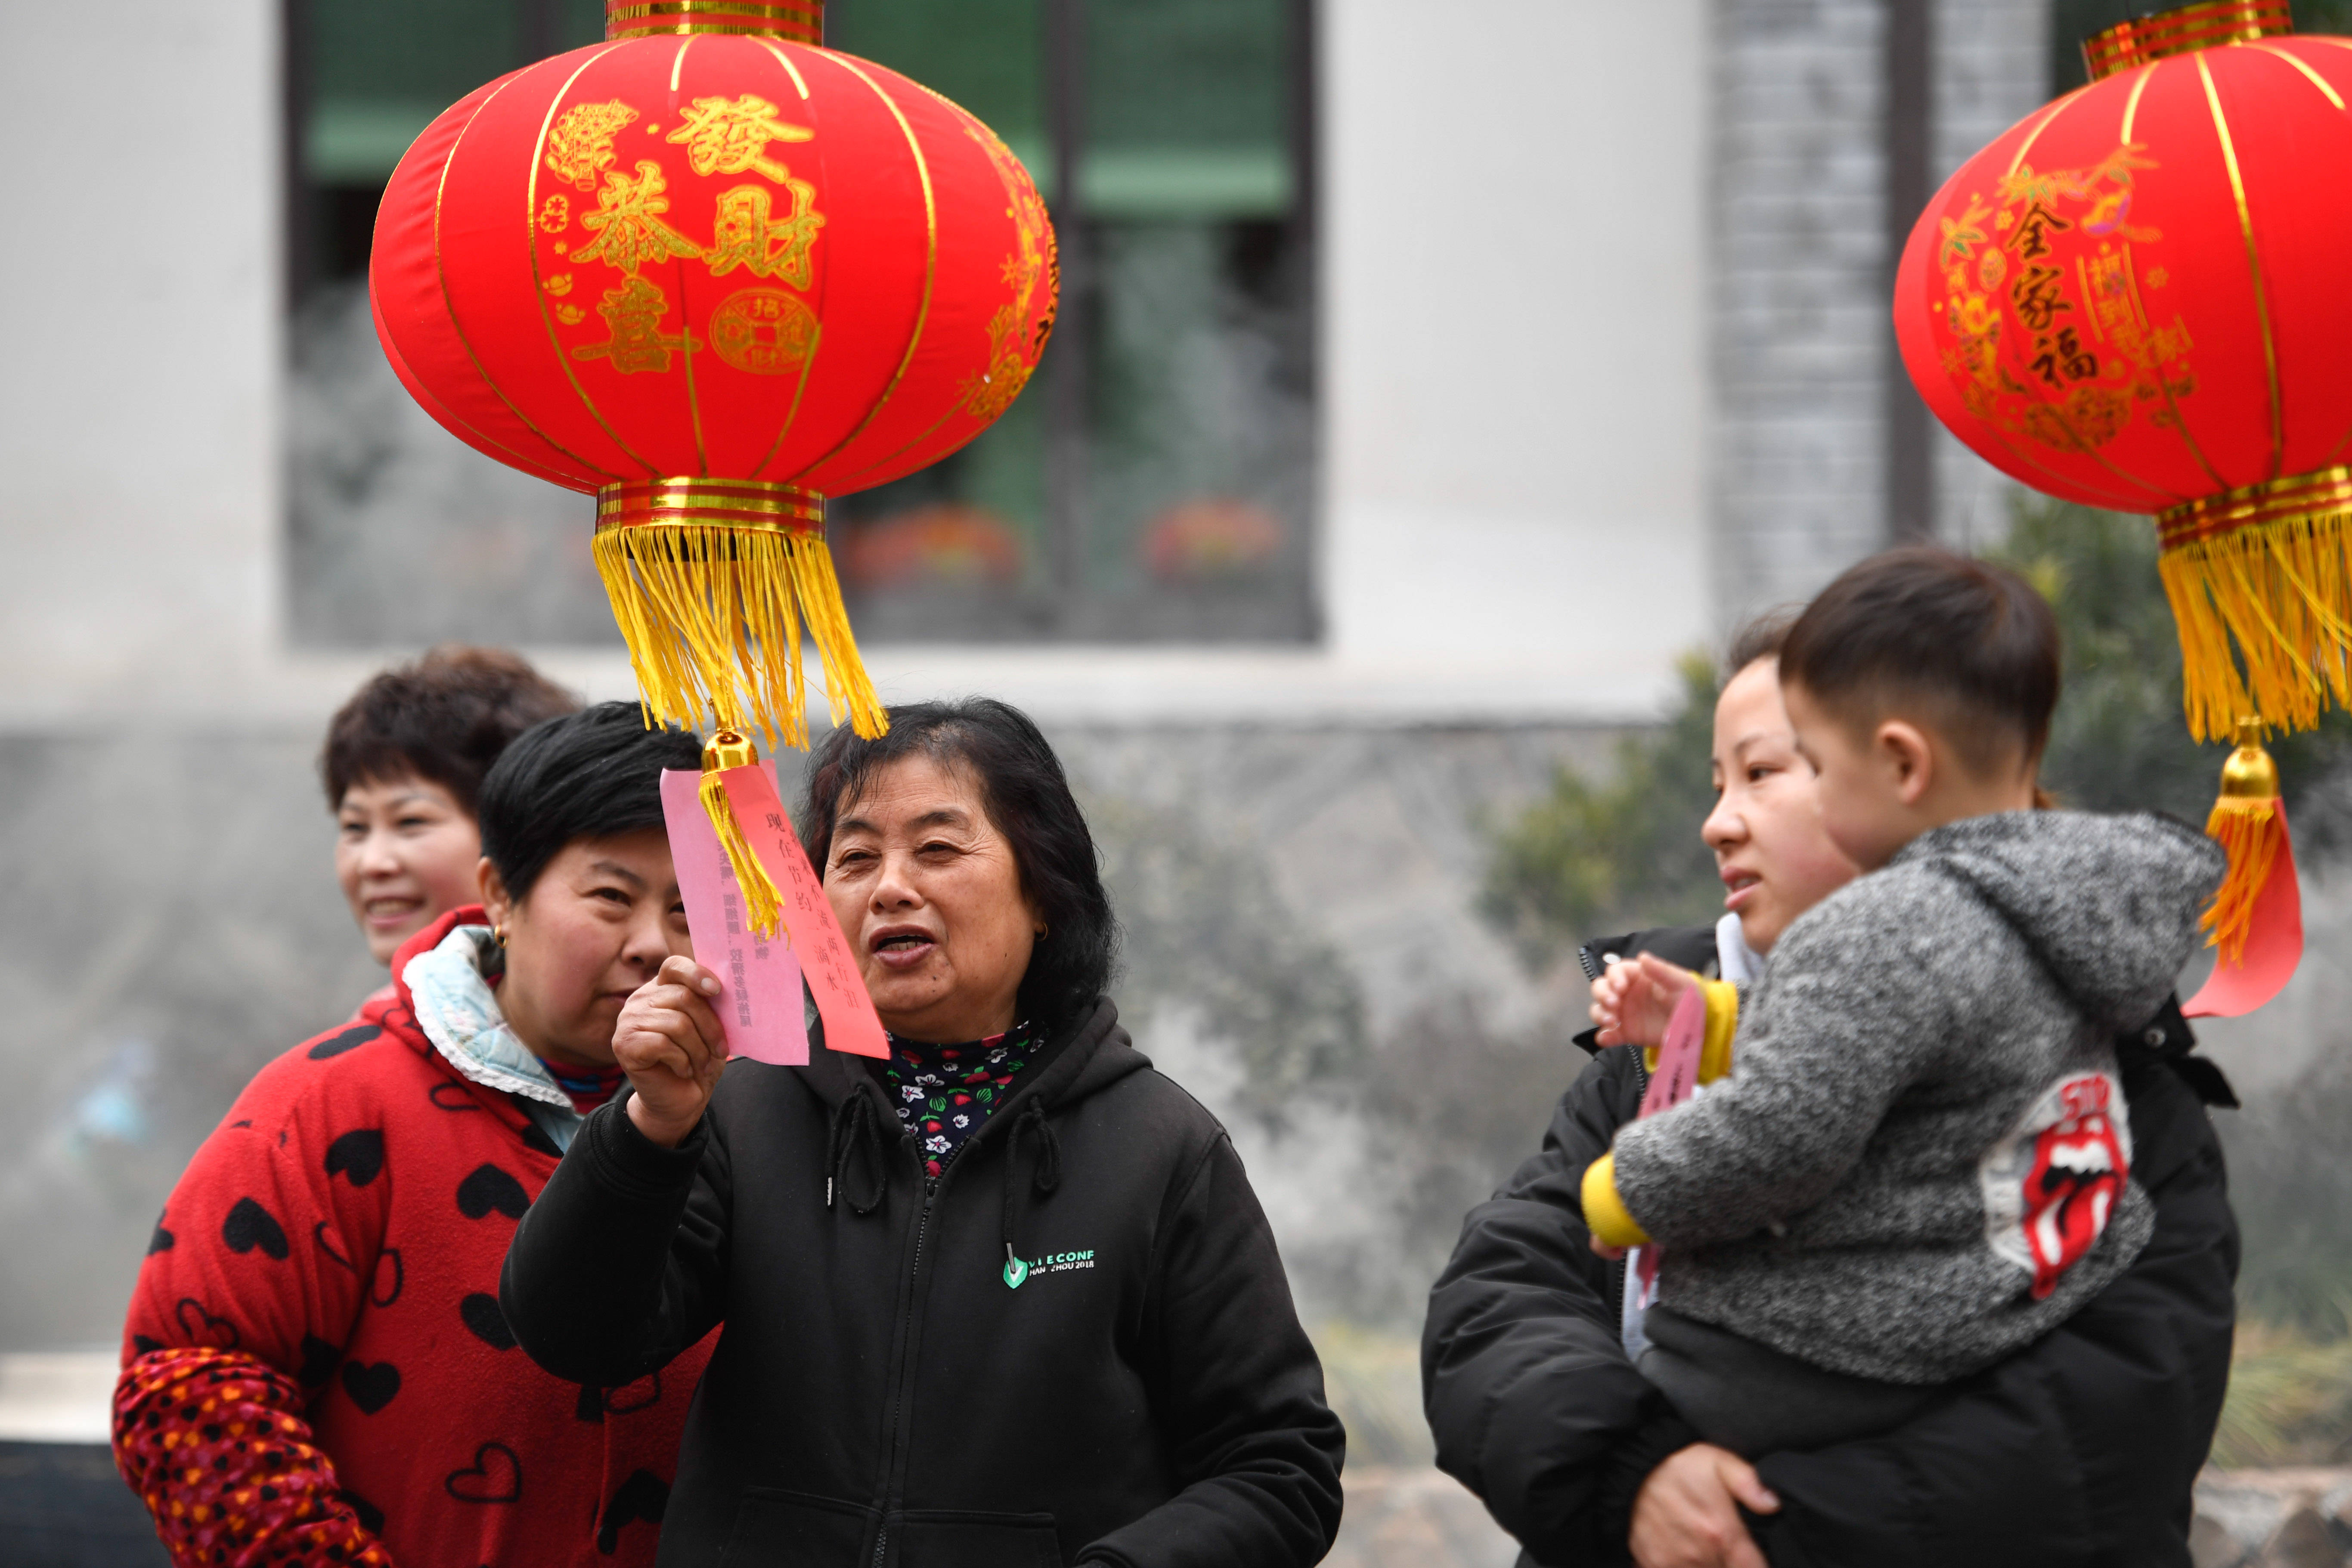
<box><xmin>593</xmin><ymin>479</ymin><xmax>888</xmax><ymax>749</ymax></box>
<box><xmin>2156</xmin><ymin>470</ymin><xmax>2352</xmax><ymax>742</ymax></box>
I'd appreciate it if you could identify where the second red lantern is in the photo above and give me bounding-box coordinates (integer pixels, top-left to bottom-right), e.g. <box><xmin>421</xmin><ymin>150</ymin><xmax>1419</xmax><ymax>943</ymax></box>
<box><xmin>1895</xmin><ymin>0</ymin><xmax>2352</xmax><ymax>743</ymax></box>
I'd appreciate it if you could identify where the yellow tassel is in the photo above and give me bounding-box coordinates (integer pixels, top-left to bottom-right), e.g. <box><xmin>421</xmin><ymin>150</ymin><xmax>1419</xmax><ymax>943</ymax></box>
<box><xmin>2199</xmin><ymin>718</ymin><xmax>2285</xmax><ymax>967</ymax></box>
<box><xmin>592</xmin><ymin>523</ymin><xmax>889</xmax><ymax>749</ymax></box>
<box><xmin>2157</xmin><ymin>499</ymin><xmax>2352</xmax><ymax>743</ymax></box>
<box><xmin>700</xmin><ymin>731</ymin><xmax>784</xmax><ymax>942</ymax></box>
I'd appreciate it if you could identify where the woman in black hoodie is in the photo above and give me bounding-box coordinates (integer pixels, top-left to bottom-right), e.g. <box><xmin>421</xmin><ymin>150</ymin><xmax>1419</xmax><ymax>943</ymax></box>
<box><xmin>501</xmin><ymin>699</ymin><xmax>1344</xmax><ymax>1568</ymax></box>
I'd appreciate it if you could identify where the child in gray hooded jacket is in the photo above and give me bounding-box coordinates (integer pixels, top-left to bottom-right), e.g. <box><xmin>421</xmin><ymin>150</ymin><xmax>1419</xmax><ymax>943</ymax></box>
<box><xmin>1585</xmin><ymin>548</ymin><xmax>2225</xmax><ymax>1455</ymax></box>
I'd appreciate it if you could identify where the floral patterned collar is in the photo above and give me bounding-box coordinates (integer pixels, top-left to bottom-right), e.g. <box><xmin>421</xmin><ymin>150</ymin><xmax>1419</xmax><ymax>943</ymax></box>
<box><xmin>882</xmin><ymin>1023</ymin><xmax>1036</xmax><ymax>1180</ymax></box>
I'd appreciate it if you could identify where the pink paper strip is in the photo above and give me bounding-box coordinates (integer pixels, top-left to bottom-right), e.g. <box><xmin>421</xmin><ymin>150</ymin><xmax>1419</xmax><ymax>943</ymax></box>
<box><xmin>660</xmin><ymin>766</ymin><xmax>810</xmax><ymax>1066</ymax></box>
<box><xmin>1630</xmin><ymin>983</ymin><xmax>1713</xmax><ymax>1308</ymax></box>
<box><xmin>720</xmin><ymin>763</ymin><xmax>892</xmax><ymax>1060</ymax></box>
<box><xmin>1639</xmin><ymin>986</ymin><xmax>1711</xmax><ymax>1118</ymax></box>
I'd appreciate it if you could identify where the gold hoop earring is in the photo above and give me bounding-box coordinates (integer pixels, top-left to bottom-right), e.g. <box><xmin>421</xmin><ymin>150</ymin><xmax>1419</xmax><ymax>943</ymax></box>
<box><xmin>493</xmin><ymin>925</ymin><xmax>508</xmax><ymax>947</ymax></box>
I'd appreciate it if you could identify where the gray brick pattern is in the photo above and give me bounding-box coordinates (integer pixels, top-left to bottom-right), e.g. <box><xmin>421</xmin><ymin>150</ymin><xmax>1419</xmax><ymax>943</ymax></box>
<box><xmin>1711</xmin><ymin>0</ymin><xmax>2050</xmax><ymax>630</ymax></box>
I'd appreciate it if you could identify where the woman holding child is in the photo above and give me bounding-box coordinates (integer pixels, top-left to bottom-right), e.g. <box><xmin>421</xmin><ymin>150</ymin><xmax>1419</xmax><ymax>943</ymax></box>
<box><xmin>1425</xmin><ymin>548</ymin><xmax>2241</xmax><ymax>1567</ymax></box>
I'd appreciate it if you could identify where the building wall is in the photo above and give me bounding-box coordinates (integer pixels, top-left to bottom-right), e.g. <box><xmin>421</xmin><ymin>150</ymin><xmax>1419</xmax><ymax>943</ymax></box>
<box><xmin>1322</xmin><ymin>0</ymin><xmax>1712</xmax><ymax>701</ymax></box>
<box><xmin>0</xmin><ymin>0</ymin><xmax>2091</xmax><ymax>1352</ymax></box>
<box><xmin>1711</xmin><ymin>0</ymin><xmax>2044</xmax><ymax>627</ymax></box>
<box><xmin>0</xmin><ymin>0</ymin><xmax>282</xmax><ymax>725</ymax></box>
<box><xmin>1932</xmin><ymin>0</ymin><xmax>2051</xmax><ymax>552</ymax></box>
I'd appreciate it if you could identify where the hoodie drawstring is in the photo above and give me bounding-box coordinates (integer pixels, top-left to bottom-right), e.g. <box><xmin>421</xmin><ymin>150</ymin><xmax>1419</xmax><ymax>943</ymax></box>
<box><xmin>1001</xmin><ymin>1098</ymin><xmax>1063</xmax><ymax>1264</ymax></box>
<box><xmin>825</xmin><ymin>1092</ymin><xmax>888</xmax><ymax>1215</ymax></box>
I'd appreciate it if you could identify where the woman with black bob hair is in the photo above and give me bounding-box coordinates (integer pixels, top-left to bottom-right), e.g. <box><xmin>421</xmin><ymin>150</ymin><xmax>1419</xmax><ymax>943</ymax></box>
<box><xmin>502</xmin><ymin>698</ymin><xmax>1346</xmax><ymax>1568</ymax></box>
<box><xmin>117</xmin><ymin>703</ymin><xmax>714</xmax><ymax>1568</ymax></box>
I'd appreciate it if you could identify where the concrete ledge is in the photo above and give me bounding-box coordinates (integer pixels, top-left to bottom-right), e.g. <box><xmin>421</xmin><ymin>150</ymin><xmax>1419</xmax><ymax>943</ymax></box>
<box><xmin>0</xmin><ymin>1353</ymin><xmax>114</xmax><ymax>1446</ymax></box>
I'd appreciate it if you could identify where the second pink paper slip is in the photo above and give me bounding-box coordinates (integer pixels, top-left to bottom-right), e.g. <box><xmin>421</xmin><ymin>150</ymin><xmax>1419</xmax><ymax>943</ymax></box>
<box><xmin>660</xmin><ymin>766</ymin><xmax>812</xmax><ymax>1066</ymax></box>
<box><xmin>1629</xmin><ymin>985</ymin><xmax>1713</xmax><ymax>1320</ymax></box>
<box><xmin>721</xmin><ymin>763</ymin><xmax>891</xmax><ymax>1060</ymax></box>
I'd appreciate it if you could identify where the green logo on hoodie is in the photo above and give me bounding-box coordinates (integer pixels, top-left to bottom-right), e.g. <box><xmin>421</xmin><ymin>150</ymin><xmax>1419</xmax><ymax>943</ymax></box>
<box><xmin>1003</xmin><ymin>1248</ymin><xmax>1096</xmax><ymax>1289</ymax></box>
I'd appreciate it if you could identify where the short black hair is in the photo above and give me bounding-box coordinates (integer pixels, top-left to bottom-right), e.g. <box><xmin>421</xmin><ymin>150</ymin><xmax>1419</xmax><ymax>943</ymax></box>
<box><xmin>799</xmin><ymin>698</ymin><xmax>1118</xmax><ymax>1038</ymax></box>
<box><xmin>322</xmin><ymin>645</ymin><xmax>579</xmax><ymax>813</ymax></box>
<box><xmin>1780</xmin><ymin>545</ymin><xmax>2061</xmax><ymax>778</ymax></box>
<box><xmin>477</xmin><ymin>701</ymin><xmax>703</xmax><ymax>902</ymax></box>
<box><xmin>1723</xmin><ymin>608</ymin><xmax>1799</xmax><ymax>681</ymax></box>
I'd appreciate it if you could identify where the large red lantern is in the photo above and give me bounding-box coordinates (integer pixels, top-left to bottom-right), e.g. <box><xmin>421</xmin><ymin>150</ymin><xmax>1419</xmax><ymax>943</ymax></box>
<box><xmin>1897</xmin><ymin>0</ymin><xmax>2352</xmax><ymax>743</ymax></box>
<box><xmin>1895</xmin><ymin>0</ymin><xmax>2331</xmax><ymax>1007</ymax></box>
<box><xmin>371</xmin><ymin>0</ymin><xmax>1055</xmax><ymax>754</ymax></box>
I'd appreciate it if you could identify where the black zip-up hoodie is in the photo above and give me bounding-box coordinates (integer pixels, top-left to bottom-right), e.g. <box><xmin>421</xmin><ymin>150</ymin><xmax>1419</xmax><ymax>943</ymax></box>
<box><xmin>501</xmin><ymin>997</ymin><xmax>1345</xmax><ymax>1568</ymax></box>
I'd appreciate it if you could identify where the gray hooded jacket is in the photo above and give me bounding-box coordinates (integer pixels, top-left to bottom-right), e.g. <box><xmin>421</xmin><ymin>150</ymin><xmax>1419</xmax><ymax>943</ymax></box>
<box><xmin>1612</xmin><ymin>809</ymin><xmax>2226</xmax><ymax>1384</ymax></box>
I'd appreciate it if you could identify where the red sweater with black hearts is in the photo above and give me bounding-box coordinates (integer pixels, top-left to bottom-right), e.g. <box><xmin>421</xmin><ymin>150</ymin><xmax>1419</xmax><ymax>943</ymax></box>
<box><xmin>115</xmin><ymin>910</ymin><xmax>713</xmax><ymax>1568</ymax></box>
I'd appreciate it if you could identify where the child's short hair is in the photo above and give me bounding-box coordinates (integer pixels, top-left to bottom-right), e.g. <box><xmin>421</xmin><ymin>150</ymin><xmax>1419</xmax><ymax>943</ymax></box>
<box><xmin>321</xmin><ymin>645</ymin><xmax>580</xmax><ymax>814</ymax></box>
<box><xmin>1779</xmin><ymin>546</ymin><xmax>2060</xmax><ymax>778</ymax></box>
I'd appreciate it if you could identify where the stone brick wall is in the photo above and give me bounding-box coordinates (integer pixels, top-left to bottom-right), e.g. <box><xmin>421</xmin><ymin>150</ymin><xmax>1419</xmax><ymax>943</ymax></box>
<box><xmin>1933</xmin><ymin>0</ymin><xmax>2053</xmax><ymax>552</ymax></box>
<box><xmin>1711</xmin><ymin>0</ymin><xmax>2049</xmax><ymax>628</ymax></box>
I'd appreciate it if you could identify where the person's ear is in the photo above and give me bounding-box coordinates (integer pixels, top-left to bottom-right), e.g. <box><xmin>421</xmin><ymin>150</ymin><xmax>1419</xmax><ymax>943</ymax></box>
<box><xmin>477</xmin><ymin>856</ymin><xmax>513</xmax><ymax>931</ymax></box>
<box><xmin>1876</xmin><ymin>721</ymin><xmax>1936</xmax><ymax>806</ymax></box>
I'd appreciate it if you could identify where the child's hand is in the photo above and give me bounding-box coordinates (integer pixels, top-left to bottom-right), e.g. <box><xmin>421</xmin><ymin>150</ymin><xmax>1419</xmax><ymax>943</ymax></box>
<box><xmin>1589</xmin><ymin>952</ymin><xmax>1702</xmax><ymax>1048</ymax></box>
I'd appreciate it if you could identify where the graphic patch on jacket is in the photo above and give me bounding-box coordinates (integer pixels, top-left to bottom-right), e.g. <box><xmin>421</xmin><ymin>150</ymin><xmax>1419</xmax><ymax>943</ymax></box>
<box><xmin>1978</xmin><ymin>1071</ymin><xmax>2132</xmax><ymax>1300</ymax></box>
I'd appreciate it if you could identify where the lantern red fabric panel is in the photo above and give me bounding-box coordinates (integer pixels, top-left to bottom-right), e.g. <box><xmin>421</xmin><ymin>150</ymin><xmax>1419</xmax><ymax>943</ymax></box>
<box><xmin>370</xmin><ymin>34</ymin><xmax>1054</xmax><ymax>498</ymax></box>
<box><xmin>1895</xmin><ymin>37</ymin><xmax>2352</xmax><ymax>513</ymax></box>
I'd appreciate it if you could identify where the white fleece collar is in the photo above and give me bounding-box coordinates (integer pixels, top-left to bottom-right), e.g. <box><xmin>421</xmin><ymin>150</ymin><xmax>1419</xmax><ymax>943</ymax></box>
<box><xmin>401</xmin><ymin>924</ymin><xmax>573</xmax><ymax>1110</ymax></box>
<box><xmin>1715</xmin><ymin>912</ymin><xmax>1763</xmax><ymax>987</ymax></box>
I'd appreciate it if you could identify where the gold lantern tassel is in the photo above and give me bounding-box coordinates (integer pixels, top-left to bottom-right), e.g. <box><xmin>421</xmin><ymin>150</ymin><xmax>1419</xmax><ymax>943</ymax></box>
<box><xmin>700</xmin><ymin>730</ymin><xmax>785</xmax><ymax>941</ymax></box>
<box><xmin>592</xmin><ymin>480</ymin><xmax>890</xmax><ymax>751</ymax></box>
<box><xmin>2200</xmin><ymin>717</ymin><xmax>2287</xmax><ymax>967</ymax></box>
<box><xmin>2156</xmin><ymin>472</ymin><xmax>2352</xmax><ymax>744</ymax></box>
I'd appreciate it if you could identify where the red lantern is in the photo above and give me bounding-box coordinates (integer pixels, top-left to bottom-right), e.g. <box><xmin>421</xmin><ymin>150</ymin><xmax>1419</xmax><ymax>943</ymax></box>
<box><xmin>1896</xmin><ymin>0</ymin><xmax>2352</xmax><ymax>742</ymax></box>
<box><xmin>1895</xmin><ymin>0</ymin><xmax>2331</xmax><ymax>1006</ymax></box>
<box><xmin>371</xmin><ymin>0</ymin><xmax>1056</xmax><ymax>753</ymax></box>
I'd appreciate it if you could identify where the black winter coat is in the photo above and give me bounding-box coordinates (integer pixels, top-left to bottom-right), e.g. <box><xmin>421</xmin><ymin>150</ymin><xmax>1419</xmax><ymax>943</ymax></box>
<box><xmin>1423</xmin><ymin>927</ymin><xmax>2238</xmax><ymax>1568</ymax></box>
<box><xmin>502</xmin><ymin>998</ymin><xmax>1345</xmax><ymax>1568</ymax></box>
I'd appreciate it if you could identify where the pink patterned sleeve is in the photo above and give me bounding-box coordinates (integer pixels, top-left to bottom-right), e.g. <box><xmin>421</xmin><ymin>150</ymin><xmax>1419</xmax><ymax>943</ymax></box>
<box><xmin>113</xmin><ymin>1346</ymin><xmax>393</xmax><ymax>1568</ymax></box>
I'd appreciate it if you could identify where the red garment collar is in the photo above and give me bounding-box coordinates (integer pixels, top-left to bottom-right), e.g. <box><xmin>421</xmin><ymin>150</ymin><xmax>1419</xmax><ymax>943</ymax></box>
<box><xmin>389</xmin><ymin>904</ymin><xmax>489</xmax><ymax>1018</ymax></box>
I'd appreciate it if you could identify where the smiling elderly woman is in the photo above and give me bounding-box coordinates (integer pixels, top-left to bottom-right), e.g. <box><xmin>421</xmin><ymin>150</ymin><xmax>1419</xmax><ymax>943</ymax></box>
<box><xmin>500</xmin><ymin>698</ymin><xmax>1346</xmax><ymax>1568</ymax></box>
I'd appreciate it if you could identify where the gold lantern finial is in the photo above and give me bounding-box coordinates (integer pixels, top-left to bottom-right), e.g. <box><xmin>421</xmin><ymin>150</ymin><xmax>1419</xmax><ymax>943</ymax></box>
<box><xmin>2082</xmin><ymin>0</ymin><xmax>2292</xmax><ymax>82</ymax></box>
<box><xmin>604</xmin><ymin>0</ymin><xmax>823</xmax><ymax>43</ymax></box>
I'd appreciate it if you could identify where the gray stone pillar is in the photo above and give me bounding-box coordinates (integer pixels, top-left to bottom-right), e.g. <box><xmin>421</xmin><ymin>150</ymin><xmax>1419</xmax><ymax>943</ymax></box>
<box><xmin>1711</xmin><ymin>0</ymin><xmax>2048</xmax><ymax>630</ymax></box>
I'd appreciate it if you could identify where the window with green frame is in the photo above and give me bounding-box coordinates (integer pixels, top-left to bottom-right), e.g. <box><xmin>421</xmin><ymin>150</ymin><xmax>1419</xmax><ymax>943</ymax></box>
<box><xmin>284</xmin><ymin>0</ymin><xmax>1316</xmax><ymax>648</ymax></box>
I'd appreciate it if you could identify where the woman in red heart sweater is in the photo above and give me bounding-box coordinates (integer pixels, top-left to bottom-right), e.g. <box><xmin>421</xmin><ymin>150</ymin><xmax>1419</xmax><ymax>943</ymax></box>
<box><xmin>114</xmin><ymin>705</ymin><xmax>715</xmax><ymax>1567</ymax></box>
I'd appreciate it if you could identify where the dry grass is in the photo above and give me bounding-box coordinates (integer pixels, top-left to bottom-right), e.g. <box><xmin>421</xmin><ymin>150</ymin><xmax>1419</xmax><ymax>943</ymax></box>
<box><xmin>2213</xmin><ymin>1319</ymin><xmax>2352</xmax><ymax>1469</ymax></box>
<box><xmin>1313</xmin><ymin>1322</ymin><xmax>1434</xmax><ymax>1468</ymax></box>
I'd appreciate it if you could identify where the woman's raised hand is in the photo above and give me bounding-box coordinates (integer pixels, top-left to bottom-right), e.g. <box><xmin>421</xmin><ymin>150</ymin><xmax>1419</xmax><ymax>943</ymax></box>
<box><xmin>615</xmin><ymin>955</ymin><xmax>728</xmax><ymax>1148</ymax></box>
<box><xmin>1590</xmin><ymin>953</ymin><xmax>1702</xmax><ymax>1049</ymax></box>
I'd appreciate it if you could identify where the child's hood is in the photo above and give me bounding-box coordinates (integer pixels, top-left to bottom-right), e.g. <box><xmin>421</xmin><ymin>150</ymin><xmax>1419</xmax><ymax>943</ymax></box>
<box><xmin>1893</xmin><ymin>809</ymin><xmax>2227</xmax><ymax>1030</ymax></box>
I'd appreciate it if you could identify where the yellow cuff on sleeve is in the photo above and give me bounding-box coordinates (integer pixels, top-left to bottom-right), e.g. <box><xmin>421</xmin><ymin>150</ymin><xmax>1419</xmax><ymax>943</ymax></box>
<box><xmin>1639</xmin><ymin>979</ymin><xmax>1739</xmax><ymax>1082</ymax></box>
<box><xmin>1698</xmin><ymin>979</ymin><xmax>1738</xmax><ymax>1086</ymax></box>
<box><xmin>1581</xmin><ymin>1152</ymin><xmax>1651</xmax><ymax>1247</ymax></box>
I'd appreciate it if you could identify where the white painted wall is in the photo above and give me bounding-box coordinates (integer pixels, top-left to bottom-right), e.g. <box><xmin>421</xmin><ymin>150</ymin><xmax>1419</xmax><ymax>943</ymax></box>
<box><xmin>1320</xmin><ymin>0</ymin><xmax>1713</xmax><ymax>708</ymax></box>
<box><xmin>0</xmin><ymin>0</ymin><xmax>283</xmax><ymax>724</ymax></box>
